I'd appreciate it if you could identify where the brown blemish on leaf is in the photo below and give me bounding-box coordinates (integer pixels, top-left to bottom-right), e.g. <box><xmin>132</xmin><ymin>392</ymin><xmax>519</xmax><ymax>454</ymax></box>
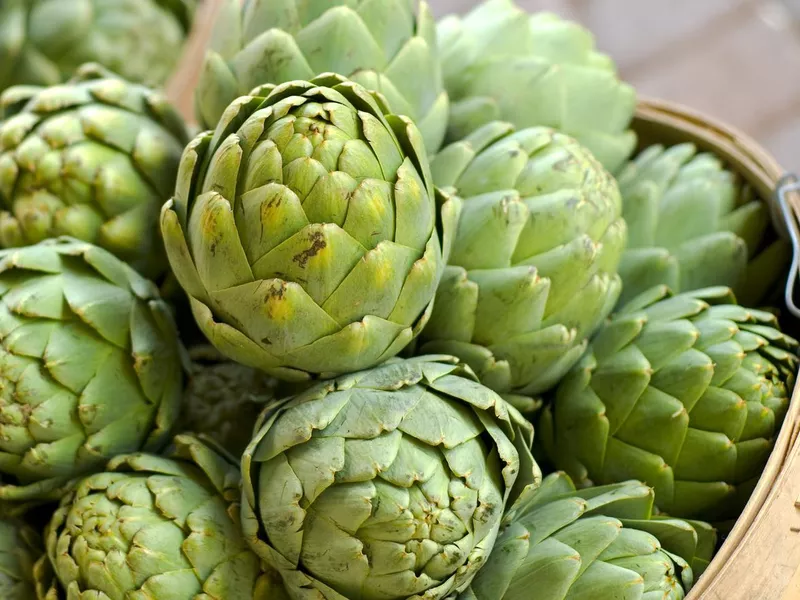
<box><xmin>293</xmin><ymin>230</ymin><xmax>326</xmax><ymax>268</ymax></box>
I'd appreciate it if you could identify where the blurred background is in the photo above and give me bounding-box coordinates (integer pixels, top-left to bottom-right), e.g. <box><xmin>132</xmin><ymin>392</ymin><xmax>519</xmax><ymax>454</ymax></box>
<box><xmin>433</xmin><ymin>0</ymin><xmax>800</xmax><ymax>172</ymax></box>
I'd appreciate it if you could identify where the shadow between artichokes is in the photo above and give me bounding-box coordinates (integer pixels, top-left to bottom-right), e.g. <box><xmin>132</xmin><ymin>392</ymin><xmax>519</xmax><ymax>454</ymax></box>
<box><xmin>419</xmin><ymin>121</ymin><xmax>626</xmax><ymax>398</ymax></box>
<box><xmin>539</xmin><ymin>285</ymin><xmax>799</xmax><ymax>521</ymax></box>
<box><xmin>0</xmin><ymin>517</ymin><xmax>41</xmax><ymax>600</ymax></box>
<box><xmin>35</xmin><ymin>434</ymin><xmax>285</xmax><ymax>599</ymax></box>
<box><xmin>0</xmin><ymin>238</ymin><xmax>184</xmax><ymax>504</ymax></box>
<box><xmin>161</xmin><ymin>74</ymin><xmax>459</xmax><ymax>382</ymax></box>
<box><xmin>240</xmin><ymin>355</ymin><xmax>541</xmax><ymax>600</ymax></box>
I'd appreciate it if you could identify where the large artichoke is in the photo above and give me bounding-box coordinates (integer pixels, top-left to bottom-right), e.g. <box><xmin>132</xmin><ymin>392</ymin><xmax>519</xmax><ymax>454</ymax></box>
<box><xmin>0</xmin><ymin>0</ymin><xmax>196</xmax><ymax>91</ymax></box>
<box><xmin>438</xmin><ymin>0</ymin><xmax>636</xmax><ymax>173</ymax></box>
<box><xmin>162</xmin><ymin>74</ymin><xmax>458</xmax><ymax>381</ymax></box>
<box><xmin>39</xmin><ymin>434</ymin><xmax>285</xmax><ymax>599</ymax></box>
<box><xmin>539</xmin><ymin>286</ymin><xmax>799</xmax><ymax>520</ymax></box>
<box><xmin>178</xmin><ymin>345</ymin><xmax>281</xmax><ymax>457</ymax></box>
<box><xmin>0</xmin><ymin>64</ymin><xmax>189</xmax><ymax>278</ymax></box>
<box><xmin>241</xmin><ymin>355</ymin><xmax>541</xmax><ymax>600</ymax></box>
<box><xmin>0</xmin><ymin>238</ymin><xmax>183</xmax><ymax>503</ymax></box>
<box><xmin>0</xmin><ymin>518</ymin><xmax>41</xmax><ymax>599</ymax></box>
<box><xmin>195</xmin><ymin>0</ymin><xmax>449</xmax><ymax>153</ymax></box>
<box><xmin>460</xmin><ymin>472</ymin><xmax>716</xmax><ymax>600</ymax></box>
<box><xmin>419</xmin><ymin>121</ymin><xmax>626</xmax><ymax>398</ymax></box>
<box><xmin>617</xmin><ymin>143</ymin><xmax>791</xmax><ymax>306</ymax></box>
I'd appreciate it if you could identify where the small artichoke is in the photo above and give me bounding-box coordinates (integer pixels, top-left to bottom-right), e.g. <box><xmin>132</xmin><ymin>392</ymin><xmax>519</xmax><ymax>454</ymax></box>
<box><xmin>0</xmin><ymin>238</ymin><xmax>183</xmax><ymax>503</ymax></box>
<box><xmin>40</xmin><ymin>434</ymin><xmax>285</xmax><ymax>599</ymax></box>
<box><xmin>438</xmin><ymin>0</ymin><xmax>636</xmax><ymax>173</ymax></box>
<box><xmin>0</xmin><ymin>0</ymin><xmax>196</xmax><ymax>91</ymax></box>
<box><xmin>0</xmin><ymin>518</ymin><xmax>41</xmax><ymax>600</ymax></box>
<box><xmin>162</xmin><ymin>74</ymin><xmax>458</xmax><ymax>381</ymax></box>
<box><xmin>241</xmin><ymin>355</ymin><xmax>541</xmax><ymax>600</ymax></box>
<box><xmin>0</xmin><ymin>64</ymin><xmax>189</xmax><ymax>277</ymax></box>
<box><xmin>460</xmin><ymin>472</ymin><xmax>716</xmax><ymax>600</ymax></box>
<box><xmin>419</xmin><ymin>122</ymin><xmax>626</xmax><ymax>397</ymax></box>
<box><xmin>195</xmin><ymin>0</ymin><xmax>448</xmax><ymax>153</ymax></box>
<box><xmin>540</xmin><ymin>286</ymin><xmax>799</xmax><ymax>520</ymax></box>
<box><xmin>179</xmin><ymin>345</ymin><xmax>281</xmax><ymax>456</ymax></box>
<box><xmin>617</xmin><ymin>143</ymin><xmax>791</xmax><ymax>306</ymax></box>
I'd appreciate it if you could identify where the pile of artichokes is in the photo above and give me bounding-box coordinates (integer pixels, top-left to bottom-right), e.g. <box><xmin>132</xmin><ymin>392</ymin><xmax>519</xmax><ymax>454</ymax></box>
<box><xmin>0</xmin><ymin>1</ymin><xmax>795</xmax><ymax>599</ymax></box>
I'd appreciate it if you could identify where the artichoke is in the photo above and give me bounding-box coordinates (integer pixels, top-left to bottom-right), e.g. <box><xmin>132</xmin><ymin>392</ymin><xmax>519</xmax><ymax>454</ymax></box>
<box><xmin>0</xmin><ymin>63</ymin><xmax>189</xmax><ymax>278</ymax></box>
<box><xmin>617</xmin><ymin>143</ymin><xmax>791</xmax><ymax>306</ymax></box>
<box><xmin>0</xmin><ymin>238</ymin><xmax>184</xmax><ymax>503</ymax></box>
<box><xmin>0</xmin><ymin>518</ymin><xmax>41</xmax><ymax>600</ymax></box>
<box><xmin>241</xmin><ymin>355</ymin><xmax>541</xmax><ymax>600</ymax></box>
<box><xmin>39</xmin><ymin>434</ymin><xmax>285</xmax><ymax>599</ymax></box>
<box><xmin>178</xmin><ymin>345</ymin><xmax>281</xmax><ymax>457</ymax></box>
<box><xmin>419</xmin><ymin>121</ymin><xmax>626</xmax><ymax>398</ymax></box>
<box><xmin>438</xmin><ymin>0</ymin><xmax>636</xmax><ymax>173</ymax></box>
<box><xmin>195</xmin><ymin>0</ymin><xmax>449</xmax><ymax>153</ymax></box>
<box><xmin>460</xmin><ymin>472</ymin><xmax>716</xmax><ymax>600</ymax></box>
<box><xmin>539</xmin><ymin>285</ymin><xmax>799</xmax><ymax>520</ymax></box>
<box><xmin>0</xmin><ymin>0</ymin><xmax>196</xmax><ymax>91</ymax></box>
<box><xmin>162</xmin><ymin>74</ymin><xmax>458</xmax><ymax>381</ymax></box>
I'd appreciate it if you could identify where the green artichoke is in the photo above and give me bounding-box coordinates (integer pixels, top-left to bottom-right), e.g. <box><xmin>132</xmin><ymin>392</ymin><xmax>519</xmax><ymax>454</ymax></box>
<box><xmin>0</xmin><ymin>0</ymin><xmax>196</xmax><ymax>91</ymax></box>
<box><xmin>162</xmin><ymin>74</ymin><xmax>458</xmax><ymax>381</ymax></box>
<box><xmin>460</xmin><ymin>472</ymin><xmax>716</xmax><ymax>600</ymax></box>
<box><xmin>617</xmin><ymin>143</ymin><xmax>791</xmax><ymax>306</ymax></box>
<box><xmin>438</xmin><ymin>0</ymin><xmax>636</xmax><ymax>173</ymax></box>
<box><xmin>0</xmin><ymin>238</ymin><xmax>184</xmax><ymax>503</ymax></box>
<box><xmin>539</xmin><ymin>285</ymin><xmax>799</xmax><ymax>520</ymax></box>
<box><xmin>0</xmin><ymin>518</ymin><xmax>41</xmax><ymax>599</ymax></box>
<box><xmin>178</xmin><ymin>345</ymin><xmax>281</xmax><ymax>457</ymax></box>
<box><xmin>241</xmin><ymin>355</ymin><xmax>541</xmax><ymax>600</ymax></box>
<box><xmin>39</xmin><ymin>434</ymin><xmax>285</xmax><ymax>599</ymax></box>
<box><xmin>419</xmin><ymin>121</ymin><xmax>626</xmax><ymax>398</ymax></box>
<box><xmin>195</xmin><ymin>0</ymin><xmax>449</xmax><ymax>153</ymax></box>
<box><xmin>0</xmin><ymin>63</ymin><xmax>189</xmax><ymax>278</ymax></box>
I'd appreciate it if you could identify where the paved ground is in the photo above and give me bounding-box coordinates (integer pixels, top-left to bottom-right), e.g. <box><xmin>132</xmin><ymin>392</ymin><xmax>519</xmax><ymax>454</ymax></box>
<box><xmin>433</xmin><ymin>0</ymin><xmax>800</xmax><ymax>173</ymax></box>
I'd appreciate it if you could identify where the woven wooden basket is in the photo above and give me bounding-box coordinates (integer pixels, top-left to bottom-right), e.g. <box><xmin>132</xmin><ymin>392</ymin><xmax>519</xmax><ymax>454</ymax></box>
<box><xmin>166</xmin><ymin>5</ymin><xmax>800</xmax><ymax>597</ymax></box>
<box><xmin>634</xmin><ymin>99</ymin><xmax>800</xmax><ymax>600</ymax></box>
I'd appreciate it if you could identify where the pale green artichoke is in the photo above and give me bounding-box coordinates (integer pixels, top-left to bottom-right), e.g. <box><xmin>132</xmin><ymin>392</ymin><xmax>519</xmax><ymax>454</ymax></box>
<box><xmin>0</xmin><ymin>64</ymin><xmax>189</xmax><ymax>277</ymax></box>
<box><xmin>617</xmin><ymin>143</ymin><xmax>791</xmax><ymax>306</ymax></box>
<box><xmin>162</xmin><ymin>74</ymin><xmax>459</xmax><ymax>381</ymax></box>
<box><xmin>0</xmin><ymin>238</ymin><xmax>184</xmax><ymax>503</ymax></box>
<box><xmin>241</xmin><ymin>355</ymin><xmax>541</xmax><ymax>600</ymax></box>
<box><xmin>540</xmin><ymin>286</ymin><xmax>799</xmax><ymax>520</ymax></box>
<box><xmin>39</xmin><ymin>434</ymin><xmax>286</xmax><ymax>599</ymax></box>
<box><xmin>460</xmin><ymin>472</ymin><xmax>716</xmax><ymax>600</ymax></box>
<box><xmin>419</xmin><ymin>121</ymin><xmax>626</xmax><ymax>398</ymax></box>
<box><xmin>438</xmin><ymin>0</ymin><xmax>636</xmax><ymax>173</ymax></box>
<box><xmin>0</xmin><ymin>518</ymin><xmax>41</xmax><ymax>600</ymax></box>
<box><xmin>178</xmin><ymin>345</ymin><xmax>281</xmax><ymax>457</ymax></box>
<box><xmin>195</xmin><ymin>0</ymin><xmax>449</xmax><ymax>153</ymax></box>
<box><xmin>0</xmin><ymin>0</ymin><xmax>196</xmax><ymax>91</ymax></box>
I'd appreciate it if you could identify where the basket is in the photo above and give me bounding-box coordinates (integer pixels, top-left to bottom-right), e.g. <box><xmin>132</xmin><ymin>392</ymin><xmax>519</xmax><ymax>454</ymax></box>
<box><xmin>634</xmin><ymin>98</ymin><xmax>800</xmax><ymax>600</ymax></box>
<box><xmin>164</xmin><ymin>8</ymin><xmax>800</xmax><ymax>596</ymax></box>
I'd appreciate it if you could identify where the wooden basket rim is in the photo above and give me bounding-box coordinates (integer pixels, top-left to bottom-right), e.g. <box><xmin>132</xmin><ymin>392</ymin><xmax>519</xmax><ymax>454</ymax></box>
<box><xmin>634</xmin><ymin>97</ymin><xmax>800</xmax><ymax>599</ymax></box>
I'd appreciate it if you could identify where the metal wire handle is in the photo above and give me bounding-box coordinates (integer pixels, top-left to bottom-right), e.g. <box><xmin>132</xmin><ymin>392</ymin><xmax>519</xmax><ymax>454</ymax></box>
<box><xmin>778</xmin><ymin>174</ymin><xmax>800</xmax><ymax>317</ymax></box>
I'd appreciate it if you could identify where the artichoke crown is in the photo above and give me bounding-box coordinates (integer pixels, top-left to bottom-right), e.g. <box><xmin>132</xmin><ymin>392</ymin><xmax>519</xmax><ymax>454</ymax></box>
<box><xmin>540</xmin><ymin>285</ymin><xmax>799</xmax><ymax>519</ymax></box>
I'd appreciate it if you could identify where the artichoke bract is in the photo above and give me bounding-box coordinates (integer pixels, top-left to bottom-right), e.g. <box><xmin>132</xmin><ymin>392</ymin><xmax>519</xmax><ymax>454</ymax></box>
<box><xmin>178</xmin><ymin>345</ymin><xmax>281</xmax><ymax>457</ymax></box>
<box><xmin>617</xmin><ymin>143</ymin><xmax>791</xmax><ymax>306</ymax></box>
<box><xmin>419</xmin><ymin>122</ymin><xmax>626</xmax><ymax>398</ymax></box>
<box><xmin>540</xmin><ymin>286</ymin><xmax>799</xmax><ymax>520</ymax></box>
<box><xmin>0</xmin><ymin>238</ymin><xmax>183</xmax><ymax>502</ymax></box>
<box><xmin>195</xmin><ymin>0</ymin><xmax>448</xmax><ymax>153</ymax></box>
<box><xmin>438</xmin><ymin>0</ymin><xmax>636</xmax><ymax>173</ymax></box>
<box><xmin>0</xmin><ymin>64</ymin><xmax>189</xmax><ymax>278</ymax></box>
<box><xmin>0</xmin><ymin>518</ymin><xmax>41</xmax><ymax>600</ymax></box>
<box><xmin>241</xmin><ymin>355</ymin><xmax>541</xmax><ymax>600</ymax></box>
<box><xmin>162</xmin><ymin>74</ymin><xmax>458</xmax><ymax>381</ymax></box>
<box><xmin>40</xmin><ymin>434</ymin><xmax>285</xmax><ymax>599</ymax></box>
<box><xmin>0</xmin><ymin>0</ymin><xmax>196</xmax><ymax>91</ymax></box>
<box><xmin>460</xmin><ymin>472</ymin><xmax>716</xmax><ymax>600</ymax></box>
